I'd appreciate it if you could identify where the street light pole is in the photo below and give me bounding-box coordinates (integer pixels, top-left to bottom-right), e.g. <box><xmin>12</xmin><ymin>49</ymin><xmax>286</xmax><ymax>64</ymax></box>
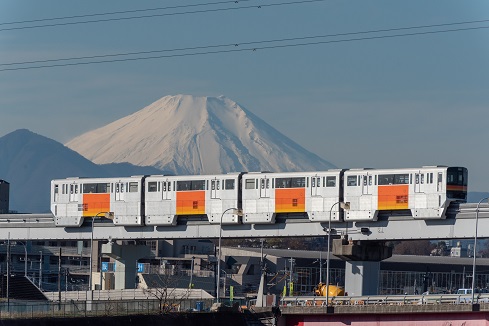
<box><xmin>216</xmin><ymin>207</ymin><xmax>241</xmax><ymax>303</ymax></box>
<box><xmin>39</xmin><ymin>250</ymin><xmax>42</xmax><ymax>290</ymax></box>
<box><xmin>326</xmin><ymin>201</ymin><xmax>348</xmax><ymax>307</ymax></box>
<box><xmin>89</xmin><ymin>212</ymin><xmax>108</xmax><ymax>291</ymax></box>
<box><xmin>319</xmin><ymin>240</ymin><xmax>322</xmax><ymax>284</ymax></box>
<box><xmin>89</xmin><ymin>216</ymin><xmax>95</xmax><ymax>291</ymax></box>
<box><xmin>471</xmin><ymin>197</ymin><xmax>489</xmax><ymax>304</ymax></box>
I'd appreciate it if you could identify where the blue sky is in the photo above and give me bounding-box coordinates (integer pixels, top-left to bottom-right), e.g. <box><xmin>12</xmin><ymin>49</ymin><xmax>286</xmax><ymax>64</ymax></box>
<box><xmin>1</xmin><ymin>0</ymin><xmax>488</xmax><ymax>191</ymax></box>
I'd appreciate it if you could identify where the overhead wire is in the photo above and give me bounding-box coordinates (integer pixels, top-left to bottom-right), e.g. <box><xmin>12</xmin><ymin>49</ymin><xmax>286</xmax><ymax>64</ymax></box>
<box><xmin>1</xmin><ymin>19</ymin><xmax>488</xmax><ymax>68</ymax></box>
<box><xmin>0</xmin><ymin>0</ymin><xmax>327</xmax><ymax>32</ymax></box>
<box><xmin>0</xmin><ymin>0</ymin><xmax>257</xmax><ymax>26</ymax></box>
<box><xmin>0</xmin><ymin>23</ymin><xmax>488</xmax><ymax>72</ymax></box>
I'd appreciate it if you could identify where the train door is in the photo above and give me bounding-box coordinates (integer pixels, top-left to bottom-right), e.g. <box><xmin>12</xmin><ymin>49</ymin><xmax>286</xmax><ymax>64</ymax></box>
<box><xmin>311</xmin><ymin>175</ymin><xmax>320</xmax><ymax>197</ymax></box>
<box><xmin>414</xmin><ymin>172</ymin><xmax>425</xmax><ymax>193</ymax></box>
<box><xmin>69</xmin><ymin>182</ymin><xmax>78</xmax><ymax>202</ymax></box>
<box><xmin>211</xmin><ymin>178</ymin><xmax>221</xmax><ymax>199</ymax></box>
<box><xmin>162</xmin><ymin>180</ymin><xmax>171</xmax><ymax>200</ymax></box>
<box><xmin>115</xmin><ymin>181</ymin><xmax>125</xmax><ymax>201</ymax></box>
<box><xmin>260</xmin><ymin>177</ymin><xmax>270</xmax><ymax>198</ymax></box>
<box><xmin>437</xmin><ymin>172</ymin><xmax>443</xmax><ymax>192</ymax></box>
<box><xmin>362</xmin><ymin>174</ymin><xmax>373</xmax><ymax>195</ymax></box>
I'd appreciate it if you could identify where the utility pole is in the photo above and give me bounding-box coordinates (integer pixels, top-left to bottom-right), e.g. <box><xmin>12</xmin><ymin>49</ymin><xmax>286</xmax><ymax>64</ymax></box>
<box><xmin>39</xmin><ymin>250</ymin><xmax>43</xmax><ymax>290</ymax></box>
<box><xmin>7</xmin><ymin>233</ymin><xmax>10</xmax><ymax>311</ymax></box>
<box><xmin>288</xmin><ymin>258</ymin><xmax>295</xmax><ymax>296</ymax></box>
<box><xmin>58</xmin><ymin>247</ymin><xmax>62</xmax><ymax>304</ymax></box>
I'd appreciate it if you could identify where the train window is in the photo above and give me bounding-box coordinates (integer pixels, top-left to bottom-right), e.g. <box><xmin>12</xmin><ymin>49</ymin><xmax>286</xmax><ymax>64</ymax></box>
<box><xmin>415</xmin><ymin>174</ymin><xmax>419</xmax><ymax>184</ymax></box>
<box><xmin>245</xmin><ymin>179</ymin><xmax>255</xmax><ymax>189</ymax></box>
<box><xmin>163</xmin><ymin>182</ymin><xmax>166</xmax><ymax>192</ymax></box>
<box><xmin>178</xmin><ymin>181</ymin><xmax>189</xmax><ymax>191</ymax></box>
<box><xmin>326</xmin><ymin>176</ymin><xmax>336</xmax><ymax>187</ymax></box>
<box><xmin>177</xmin><ymin>180</ymin><xmax>206</xmax><ymax>191</ymax></box>
<box><xmin>363</xmin><ymin>176</ymin><xmax>367</xmax><ymax>186</ymax></box>
<box><xmin>378</xmin><ymin>174</ymin><xmax>409</xmax><ymax>185</ymax></box>
<box><xmin>306</xmin><ymin>177</ymin><xmax>309</xmax><ymax>188</ymax></box>
<box><xmin>158</xmin><ymin>182</ymin><xmax>160</xmax><ymax>192</ymax></box>
<box><xmin>378</xmin><ymin>175</ymin><xmax>393</xmax><ymax>185</ymax></box>
<box><xmin>211</xmin><ymin>180</ymin><xmax>216</xmax><ymax>190</ymax></box>
<box><xmin>275</xmin><ymin>177</ymin><xmax>306</xmax><ymax>188</ymax></box>
<box><xmin>216</xmin><ymin>180</ymin><xmax>220</xmax><ymax>190</ymax></box>
<box><xmin>266</xmin><ymin>179</ymin><xmax>270</xmax><ymax>189</ymax></box>
<box><xmin>429</xmin><ymin>173</ymin><xmax>434</xmax><ymax>184</ymax></box>
<box><xmin>323</xmin><ymin>177</ymin><xmax>325</xmax><ymax>187</ymax></box>
<box><xmin>225</xmin><ymin>179</ymin><xmax>235</xmax><ymax>190</ymax></box>
<box><xmin>148</xmin><ymin>182</ymin><xmax>158</xmax><ymax>192</ymax></box>
<box><xmin>394</xmin><ymin>174</ymin><xmax>409</xmax><ymax>184</ymax></box>
<box><xmin>272</xmin><ymin>178</ymin><xmax>275</xmax><ymax>188</ymax></box>
<box><xmin>54</xmin><ymin>184</ymin><xmax>59</xmax><ymax>194</ymax></box>
<box><xmin>421</xmin><ymin>174</ymin><xmax>424</xmax><ymax>184</ymax></box>
<box><xmin>312</xmin><ymin>178</ymin><xmax>315</xmax><ymax>187</ymax></box>
<box><xmin>75</xmin><ymin>185</ymin><xmax>78</xmax><ymax>194</ymax></box>
<box><xmin>83</xmin><ymin>183</ymin><xmax>109</xmax><ymax>193</ymax></box>
<box><xmin>129</xmin><ymin>182</ymin><xmax>138</xmax><ymax>192</ymax></box>
<box><xmin>317</xmin><ymin>177</ymin><xmax>321</xmax><ymax>187</ymax></box>
<box><xmin>368</xmin><ymin>176</ymin><xmax>372</xmax><ymax>186</ymax></box>
<box><xmin>438</xmin><ymin>173</ymin><xmax>443</xmax><ymax>183</ymax></box>
<box><xmin>347</xmin><ymin>176</ymin><xmax>357</xmax><ymax>186</ymax></box>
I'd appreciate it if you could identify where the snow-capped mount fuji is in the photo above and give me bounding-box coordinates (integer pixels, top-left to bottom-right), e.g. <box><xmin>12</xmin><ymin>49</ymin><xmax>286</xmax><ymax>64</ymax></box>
<box><xmin>66</xmin><ymin>95</ymin><xmax>335</xmax><ymax>174</ymax></box>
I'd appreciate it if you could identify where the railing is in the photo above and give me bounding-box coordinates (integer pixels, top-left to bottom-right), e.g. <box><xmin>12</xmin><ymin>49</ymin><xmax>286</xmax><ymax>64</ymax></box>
<box><xmin>279</xmin><ymin>293</ymin><xmax>489</xmax><ymax>307</ymax></box>
<box><xmin>0</xmin><ymin>298</ymin><xmax>214</xmax><ymax>319</ymax></box>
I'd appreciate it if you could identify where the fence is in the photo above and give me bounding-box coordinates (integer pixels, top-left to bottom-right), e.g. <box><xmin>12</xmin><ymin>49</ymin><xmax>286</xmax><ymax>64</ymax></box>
<box><xmin>0</xmin><ymin>298</ymin><xmax>214</xmax><ymax>319</ymax></box>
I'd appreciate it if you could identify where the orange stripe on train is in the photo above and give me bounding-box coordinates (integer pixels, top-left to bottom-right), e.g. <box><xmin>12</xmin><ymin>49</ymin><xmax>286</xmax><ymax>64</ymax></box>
<box><xmin>378</xmin><ymin>185</ymin><xmax>409</xmax><ymax>210</ymax></box>
<box><xmin>447</xmin><ymin>185</ymin><xmax>467</xmax><ymax>192</ymax></box>
<box><xmin>275</xmin><ymin>188</ymin><xmax>305</xmax><ymax>213</ymax></box>
<box><xmin>82</xmin><ymin>194</ymin><xmax>110</xmax><ymax>217</ymax></box>
<box><xmin>176</xmin><ymin>191</ymin><xmax>205</xmax><ymax>215</ymax></box>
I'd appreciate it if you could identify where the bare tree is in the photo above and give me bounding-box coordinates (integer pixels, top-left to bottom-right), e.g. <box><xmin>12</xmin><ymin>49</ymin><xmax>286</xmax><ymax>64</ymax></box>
<box><xmin>142</xmin><ymin>273</ymin><xmax>191</xmax><ymax>314</ymax></box>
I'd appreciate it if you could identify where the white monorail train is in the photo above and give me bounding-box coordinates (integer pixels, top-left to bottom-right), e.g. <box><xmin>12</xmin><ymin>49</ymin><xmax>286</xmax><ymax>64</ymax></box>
<box><xmin>50</xmin><ymin>166</ymin><xmax>468</xmax><ymax>227</ymax></box>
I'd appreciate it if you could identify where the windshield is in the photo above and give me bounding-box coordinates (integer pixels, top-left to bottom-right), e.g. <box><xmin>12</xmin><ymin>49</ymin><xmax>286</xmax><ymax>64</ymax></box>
<box><xmin>447</xmin><ymin>167</ymin><xmax>468</xmax><ymax>186</ymax></box>
<box><xmin>447</xmin><ymin>167</ymin><xmax>468</xmax><ymax>201</ymax></box>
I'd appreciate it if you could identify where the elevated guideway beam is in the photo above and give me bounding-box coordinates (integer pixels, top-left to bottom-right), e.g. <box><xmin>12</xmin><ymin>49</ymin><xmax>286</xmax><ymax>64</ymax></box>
<box><xmin>0</xmin><ymin>203</ymin><xmax>488</xmax><ymax>241</ymax></box>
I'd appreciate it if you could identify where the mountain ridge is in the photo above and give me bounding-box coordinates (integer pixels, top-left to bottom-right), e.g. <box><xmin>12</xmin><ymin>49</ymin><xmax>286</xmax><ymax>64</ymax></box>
<box><xmin>0</xmin><ymin>129</ymin><xmax>162</xmax><ymax>213</ymax></box>
<box><xmin>66</xmin><ymin>94</ymin><xmax>336</xmax><ymax>175</ymax></box>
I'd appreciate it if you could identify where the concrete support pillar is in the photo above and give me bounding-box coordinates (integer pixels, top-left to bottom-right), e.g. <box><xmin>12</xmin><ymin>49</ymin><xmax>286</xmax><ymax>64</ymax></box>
<box><xmin>332</xmin><ymin>238</ymin><xmax>393</xmax><ymax>296</ymax></box>
<box><xmin>345</xmin><ymin>261</ymin><xmax>380</xmax><ymax>296</ymax></box>
<box><xmin>101</xmin><ymin>243</ymin><xmax>151</xmax><ymax>290</ymax></box>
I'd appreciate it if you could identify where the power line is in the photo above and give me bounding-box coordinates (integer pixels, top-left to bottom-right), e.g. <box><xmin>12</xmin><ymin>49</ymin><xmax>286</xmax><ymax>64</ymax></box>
<box><xmin>1</xmin><ymin>24</ymin><xmax>488</xmax><ymax>72</ymax></box>
<box><xmin>0</xmin><ymin>0</ymin><xmax>327</xmax><ymax>32</ymax></box>
<box><xmin>0</xmin><ymin>0</ymin><xmax>256</xmax><ymax>26</ymax></box>
<box><xmin>1</xmin><ymin>20</ymin><xmax>488</xmax><ymax>68</ymax></box>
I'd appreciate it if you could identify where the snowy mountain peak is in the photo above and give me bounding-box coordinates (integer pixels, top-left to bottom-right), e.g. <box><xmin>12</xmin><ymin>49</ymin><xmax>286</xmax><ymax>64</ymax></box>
<box><xmin>66</xmin><ymin>94</ymin><xmax>335</xmax><ymax>175</ymax></box>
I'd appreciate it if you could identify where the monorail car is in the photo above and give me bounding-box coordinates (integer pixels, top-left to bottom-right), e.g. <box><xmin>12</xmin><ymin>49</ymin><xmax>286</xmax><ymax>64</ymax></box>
<box><xmin>343</xmin><ymin>166</ymin><xmax>467</xmax><ymax>221</ymax></box>
<box><xmin>144</xmin><ymin>173</ymin><xmax>243</xmax><ymax>226</ymax></box>
<box><xmin>51</xmin><ymin>176</ymin><xmax>144</xmax><ymax>227</ymax></box>
<box><xmin>241</xmin><ymin>170</ymin><xmax>344</xmax><ymax>224</ymax></box>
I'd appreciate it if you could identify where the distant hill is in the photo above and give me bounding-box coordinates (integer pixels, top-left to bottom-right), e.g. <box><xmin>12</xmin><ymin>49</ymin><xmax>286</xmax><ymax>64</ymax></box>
<box><xmin>0</xmin><ymin>129</ymin><xmax>162</xmax><ymax>213</ymax></box>
<box><xmin>66</xmin><ymin>94</ymin><xmax>336</xmax><ymax>175</ymax></box>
